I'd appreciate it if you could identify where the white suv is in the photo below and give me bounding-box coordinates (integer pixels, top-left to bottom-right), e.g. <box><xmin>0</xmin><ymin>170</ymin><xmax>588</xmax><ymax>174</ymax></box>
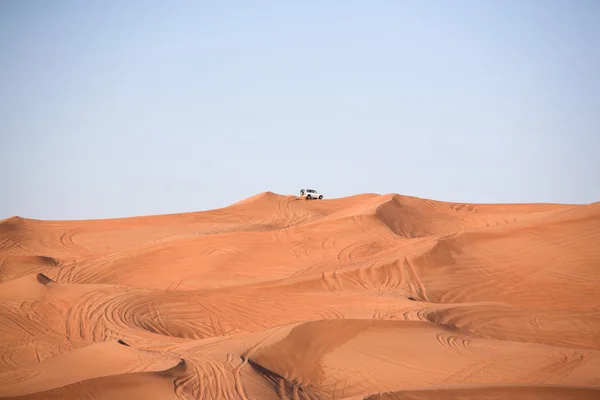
<box><xmin>299</xmin><ymin>189</ymin><xmax>323</xmax><ymax>200</ymax></box>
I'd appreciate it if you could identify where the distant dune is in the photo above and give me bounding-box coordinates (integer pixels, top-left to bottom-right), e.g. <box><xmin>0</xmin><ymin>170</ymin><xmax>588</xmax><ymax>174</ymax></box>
<box><xmin>1</xmin><ymin>192</ymin><xmax>599</xmax><ymax>399</ymax></box>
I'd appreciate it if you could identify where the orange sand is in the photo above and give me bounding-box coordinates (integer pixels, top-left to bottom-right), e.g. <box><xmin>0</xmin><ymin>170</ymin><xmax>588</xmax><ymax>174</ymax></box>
<box><xmin>1</xmin><ymin>192</ymin><xmax>599</xmax><ymax>399</ymax></box>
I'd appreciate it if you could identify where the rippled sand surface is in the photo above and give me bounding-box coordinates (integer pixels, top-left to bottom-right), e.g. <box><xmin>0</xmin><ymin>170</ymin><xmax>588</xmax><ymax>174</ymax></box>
<box><xmin>1</xmin><ymin>192</ymin><xmax>599</xmax><ymax>399</ymax></box>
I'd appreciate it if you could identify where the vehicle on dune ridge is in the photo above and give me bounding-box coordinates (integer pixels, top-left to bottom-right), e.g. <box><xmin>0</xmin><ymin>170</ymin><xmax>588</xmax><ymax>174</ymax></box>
<box><xmin>299</xmin><ymin>189</ymin><xmax>323</xmax><ymax>200</ymax></box>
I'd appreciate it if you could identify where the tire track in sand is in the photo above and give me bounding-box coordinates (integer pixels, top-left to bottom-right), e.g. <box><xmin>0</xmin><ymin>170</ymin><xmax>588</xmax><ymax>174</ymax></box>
<box><xmin>232</xmin><ymin>331</ymin><xmax>279</xmax><ymax>400</ymax></box>
<box><xmin>59</xmin><ymin>228</ymin><xmax>87</xmax><ymax>256</ymax></box>
<box><xmin>405</xmin><ymin>257</ymin><xmax>429</xmax><ymax>302</ymax></box>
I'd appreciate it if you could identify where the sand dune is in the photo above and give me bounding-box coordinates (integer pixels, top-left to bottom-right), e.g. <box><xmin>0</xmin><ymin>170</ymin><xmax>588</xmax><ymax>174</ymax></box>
<box><xmin>1</xmin><ymin>192</ymin><xmax>599</xmax><ymax>399</ymax></box>
<box><xmin>0</xmin><ymin>340</ymin><xmax>182</xmax><ymax>397</ymax></box>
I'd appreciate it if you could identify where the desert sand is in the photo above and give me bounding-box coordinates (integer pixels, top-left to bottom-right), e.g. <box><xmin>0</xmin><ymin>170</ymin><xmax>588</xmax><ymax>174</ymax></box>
<box><xmin>1</xmin><ymin>191</ymin><xmax>599</xmax><ymax>399</ymax></box>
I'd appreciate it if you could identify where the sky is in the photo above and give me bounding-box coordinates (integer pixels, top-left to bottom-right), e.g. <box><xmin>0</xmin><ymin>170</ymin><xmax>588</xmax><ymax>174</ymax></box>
<box><xmin>1</xmin><ymin>0</ymin><xmax>599</xmax><ymax>220</ymax></box>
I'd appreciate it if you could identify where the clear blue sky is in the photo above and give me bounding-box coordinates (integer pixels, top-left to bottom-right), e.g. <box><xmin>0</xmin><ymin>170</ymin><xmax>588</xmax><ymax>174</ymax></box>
<box><xmin>1</xmin><ymin>1</ymin><xmax>599</xmax><ymax>220</ymax></box>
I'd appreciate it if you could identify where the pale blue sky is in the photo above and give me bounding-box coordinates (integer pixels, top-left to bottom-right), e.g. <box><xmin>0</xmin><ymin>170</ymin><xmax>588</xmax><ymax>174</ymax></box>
<box><xmin>1</xmin><ymin>0</ymin><xmax>599</xmax><ymax>220</ymax></box>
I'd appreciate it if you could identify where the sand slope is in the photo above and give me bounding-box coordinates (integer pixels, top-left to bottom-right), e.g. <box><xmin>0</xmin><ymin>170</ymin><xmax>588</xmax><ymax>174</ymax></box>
<box><xmin>1</xmin><ymin>192</ymin><xmax>599</xmax><ymax>399</ymax></box>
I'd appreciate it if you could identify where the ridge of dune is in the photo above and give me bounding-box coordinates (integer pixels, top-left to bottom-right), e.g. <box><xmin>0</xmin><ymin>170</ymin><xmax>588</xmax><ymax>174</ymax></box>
<box><xmin>298</xmin><ymin>193</ymin><xmax>434</xmax><ymax>238</ymax></box>
<box><xmin>306</xmin><ymin>192</ymin><xmax>584</xmax><ymax>239</ymax></box>
<box><xmin>0</xmin><ymin>216</ymin><xmax>26</xmax><ymax>224</ymax></box>
<box><xmin>6</xmin><ymin>361</ymin><xmax>188</xmax><ymax>400</ymax></box>
<box><xmin>247</xmin><ymin>319</ymin><xmax>600</xmax><ymax>399</ymax></box>
<box><xmin>0</xmin><ymin>217</ymin><xmax>29</xmax><ymax>234</ymax></box>
<box><xmin>0</xmin><ymin>272</ymin><xmax>116</xmax><ymax>302</ymax></box>
<box><xmin>364</xmin><ymin>385</ymin><xmax>600</xmax><ymax>400</ymax></box>
<box><xmin>0</xmin><ymin>273</ymin><xmax>55</xmax><ymax>301</ymax></box>
<box><xmin>0</xmin><ymin>217</ymin><xmax>15</xmax><ymax>225</ymax></box>
<box><xmin>1</xmin><ymin>191</ymin><xmax>599</xmax><ymax>399</ymax></box>
<box><xmin>0</xmin><ymin>340</ymin><xmax>182</xmax><ymax>397</ymax></box>
<box><xmin>0</xmin><ymin>254</ymin><xmax>61</xmax><ymax>283</ymax></box>
<box><xmin>230</xmin><ymin>190</ymin><xmax>283</xmax><ymax>206</ymax></box>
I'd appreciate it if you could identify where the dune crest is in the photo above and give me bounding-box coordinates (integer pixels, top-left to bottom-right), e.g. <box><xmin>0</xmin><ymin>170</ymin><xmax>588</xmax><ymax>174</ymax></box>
<box><xmin>0</xmin><ymin>340</ymin><xmax>182</xmax><ymax>397</ymax></box>
<box><xmin>230</xmin><ymin>191</ymin><xmax>283</xmax><ymax>206</ymax></box>
<box><xmin>1</xmin><ymin>192</ymin><xmax>599</xmax><ymax>399</ymax></box>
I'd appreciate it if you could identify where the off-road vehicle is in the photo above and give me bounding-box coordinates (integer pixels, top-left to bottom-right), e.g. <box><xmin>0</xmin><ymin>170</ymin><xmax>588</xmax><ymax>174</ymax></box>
<box><xmin>299</xmin><ymin>189</ymin><xmax>323</xmax><ymax>200</ymax></box>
